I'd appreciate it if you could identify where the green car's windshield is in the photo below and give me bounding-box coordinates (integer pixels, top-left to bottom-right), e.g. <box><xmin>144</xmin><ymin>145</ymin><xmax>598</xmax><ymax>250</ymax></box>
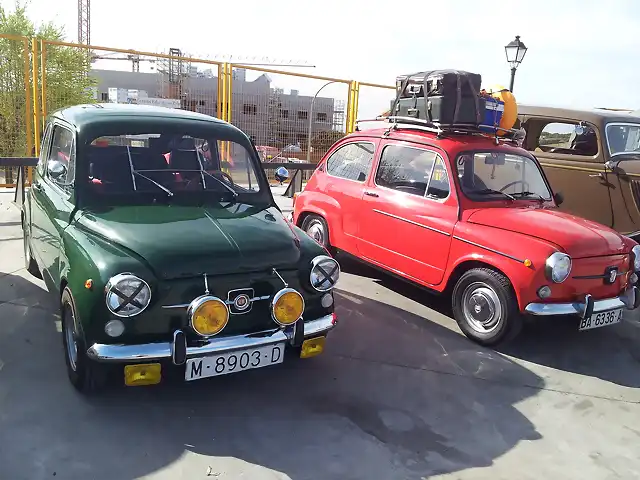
<box><xmin>456</xmin><ymin>151</ymin><xmax>552</xmax><ymax>201</ymax></box>
<box><xmin>85</xmin><ymin>133</ymin><xmax>263</xmax><ymax>200</ymax></box>
<box><xmin>606</xmin><ymin>123</ymin><xmax>640</xmax><ymax>156</ymax></box>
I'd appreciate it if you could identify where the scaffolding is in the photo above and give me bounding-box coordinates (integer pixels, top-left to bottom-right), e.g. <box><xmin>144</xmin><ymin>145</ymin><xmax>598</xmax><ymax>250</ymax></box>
<box><xmin>156</xmin><ymin>47</ymin><xmax>191</xmax><ymax>106</ymax></box>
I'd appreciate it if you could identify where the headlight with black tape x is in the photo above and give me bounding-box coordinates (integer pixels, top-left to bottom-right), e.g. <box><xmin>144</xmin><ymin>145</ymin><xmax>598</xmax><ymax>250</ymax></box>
<box><xmin>105</xmin><ymin>273</ymin><xmax>152</xmax><ymax>317</ymax></box>
<box><xmin>309</xmin><ymin>255</ymin><xmax>340</xmax><ymax>292</ymax></box>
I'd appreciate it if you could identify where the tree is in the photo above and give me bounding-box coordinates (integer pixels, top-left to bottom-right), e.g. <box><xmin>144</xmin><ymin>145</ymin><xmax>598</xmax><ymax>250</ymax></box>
<box><xmin>0</xmin><ymin>2</ymin><xmax>95</xmax><ymax>158</ymax></box>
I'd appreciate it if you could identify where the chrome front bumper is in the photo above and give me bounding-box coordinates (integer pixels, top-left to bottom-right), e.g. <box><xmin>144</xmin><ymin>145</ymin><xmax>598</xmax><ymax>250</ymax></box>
<box><xmin>86</xmin><ymin>314</ymin><xmax>336</xmax><ymax>364</ymax></box>
<box><xmin>524</xmin><ymin>286</ymin><xmax>640</xmax><ymax>318</ymax></box>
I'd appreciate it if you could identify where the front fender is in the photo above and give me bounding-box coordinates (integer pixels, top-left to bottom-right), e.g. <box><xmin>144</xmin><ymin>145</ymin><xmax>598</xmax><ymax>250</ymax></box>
<box><xmin>447</xmin><ymin>222</ymin><xmax>558</xmax><ymax>309</ymax></box>
<box><xmin>61</xmin><ymin>223</ymin><xmax>157</xmax><ymax>342</ymax></box>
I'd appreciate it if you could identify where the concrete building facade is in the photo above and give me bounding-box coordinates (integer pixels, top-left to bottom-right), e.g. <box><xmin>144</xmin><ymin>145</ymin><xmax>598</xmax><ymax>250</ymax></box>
<box><xmin>90</xmin><ymin>68</ymin><xmax>344</xmax><ymax>148</ymax></box>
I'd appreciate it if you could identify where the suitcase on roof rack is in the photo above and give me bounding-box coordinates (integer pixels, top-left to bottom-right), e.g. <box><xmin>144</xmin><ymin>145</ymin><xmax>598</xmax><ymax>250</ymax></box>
<box><xmin>391</xmin><ymin>70</ymin><xmax>485</xmax><ymax>126</ymax></box>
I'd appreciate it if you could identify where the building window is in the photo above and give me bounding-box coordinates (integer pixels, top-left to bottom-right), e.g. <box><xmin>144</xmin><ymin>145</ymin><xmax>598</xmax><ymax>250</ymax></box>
<box><xmin>297</xmin><ymin>110</ymin><xmax>308</xmax><ymax>120</ymax></box>
<box><xmin>199</xmin><ymin>100</ymin><xmax>206</xmax><ymax>106</ymax></box>
<box><xmin>243</xmin><ymin>104</ymin><xmax>257</xmax><ymax>115</ymax></box>
<box><xmin>316</xmin><ymin>112</ymin><xmax>327</xmax><ymax>122</ymax></box>
<box><xmin>100</xmin><ymin>92</ymin><xmax>108</xmax><ymax>102</ymax></box>
<box><xmin>279</xmin><ymin>109</ymin><xmax>289</xmax><ymax>119</ymax></box>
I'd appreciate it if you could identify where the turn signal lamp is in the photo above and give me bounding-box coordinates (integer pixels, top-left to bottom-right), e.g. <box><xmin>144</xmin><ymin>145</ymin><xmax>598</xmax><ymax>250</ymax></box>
<box><xmin>272</xmin><ymin>288</ymin><xmax>304</xmax><ymax>326</ymax></box>
<box><xmin>188</xmin><ymin>296</ymin><xmax>229</xmax><ymax>337</ymax></box>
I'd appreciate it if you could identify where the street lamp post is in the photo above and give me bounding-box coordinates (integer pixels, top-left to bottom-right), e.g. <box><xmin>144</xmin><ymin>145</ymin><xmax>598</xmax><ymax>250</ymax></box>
<box><xmin>306</xmin><ymin>80</ymin><xmax>339</xmax><ymax>163</ymax></box>
<box><xmin>504</xmin><ymin>35</ymin><xmax>528</xmax><ymax>93</ymax></box>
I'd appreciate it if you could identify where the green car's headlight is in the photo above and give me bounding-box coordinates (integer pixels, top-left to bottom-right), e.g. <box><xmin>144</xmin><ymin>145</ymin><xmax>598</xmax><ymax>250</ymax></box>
<box><xmin>105</xmin><ymin>273</ymin><xmax>152</xmax><ymax>317</ymax></box>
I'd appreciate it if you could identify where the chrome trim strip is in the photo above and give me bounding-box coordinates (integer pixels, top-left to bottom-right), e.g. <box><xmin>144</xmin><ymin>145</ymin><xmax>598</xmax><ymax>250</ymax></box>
<box><xmin>162</xmin><ymin>295</ymin><xmax>271</xmax><ymax>310</ymax></box>
<box><xmin>373</xmin><ymin>209</ymin><xmax>450</xmax><ymax>237</ymax></box>
<box><xmin>86</xmin><ymin>314</ymin><xmax>336</xmax><ymax>362</ymax></box>
<box><xmin>573</xmin><ymin>270</ymin><xmax>629</xmax><ymax>280</ymax></box>
<box><xmin>525</xmin><ymin>287</ymin><xmax>638</xmax><ymax>316</ymax></box>
<box><xmin>452</xmin><ymin>236</ymin><xmax>524</xmax><ymax>263</ymax></box>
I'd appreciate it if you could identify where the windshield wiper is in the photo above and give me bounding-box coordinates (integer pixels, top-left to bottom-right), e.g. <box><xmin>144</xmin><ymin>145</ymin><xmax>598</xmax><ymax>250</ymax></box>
<box><xmin>472</xmin><ymin>188</ymin><xmax>516</xmax><ymax>201</ymax></box>
<box><xmin>512</xmin><ymin>191</ymin><xmax>545</xmax><ymax>201</ymax></box>
<box><xmin>201</xmin><ymin>170</ymin><xmax>239</xmax><ymax>201</ymax></box>
<box><xmin>133</xmin><ymin>171</ymin><xmax>174</xmax><ymax>197</ymax></box>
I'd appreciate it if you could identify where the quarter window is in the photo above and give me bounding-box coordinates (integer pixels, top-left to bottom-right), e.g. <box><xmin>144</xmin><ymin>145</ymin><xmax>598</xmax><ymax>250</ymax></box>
<box><xmin>325</xmin><ymin>142</ymin><xmax>375</xmax><ymax>182</ymax></box>
<box><xmin>376</xmin><ymin>144</ymin><xmax>450</xmax><ymax>199</ymax></box>
<box><xmin>48</xmin><ymin>125</ymin><xmax>75</xmax><ymax>193</ymax></box>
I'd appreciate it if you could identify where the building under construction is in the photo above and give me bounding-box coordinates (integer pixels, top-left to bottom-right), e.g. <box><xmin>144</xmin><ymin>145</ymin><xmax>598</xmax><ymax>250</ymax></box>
<box><xmin>90</xmin><ymin>58</ymin><xmax>345</xmax><ymax>149</ymax></box>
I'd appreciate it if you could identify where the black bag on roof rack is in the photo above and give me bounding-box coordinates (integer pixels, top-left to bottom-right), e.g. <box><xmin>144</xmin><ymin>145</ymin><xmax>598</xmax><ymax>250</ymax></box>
<box><xmin>390</xmin><ymin>70</ymin><xmax>485</xmax><ymax>127</ymax></box>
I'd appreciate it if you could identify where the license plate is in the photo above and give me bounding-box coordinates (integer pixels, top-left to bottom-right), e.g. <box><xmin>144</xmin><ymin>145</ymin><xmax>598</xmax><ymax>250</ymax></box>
<box><xmin>578</xmin><ymin>308</ymin><xmax>623</xmax><ymax>331</ymax></box>
<box><xmin>184</xmin><ymin>343</ymin><xmax>285</xmax><ymax>381</ymax></box>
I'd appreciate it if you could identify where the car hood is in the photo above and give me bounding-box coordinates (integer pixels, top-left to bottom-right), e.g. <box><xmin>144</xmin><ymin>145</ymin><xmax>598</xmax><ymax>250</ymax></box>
<box><xmin>76</xmin><ymin>203</ymin><xmax>301</xmax><ymax>279</ymax></box>
<box><xmin>466</xmin><ymin>207</ymin><xmax>628</xmax><ymax>258</ymax></box>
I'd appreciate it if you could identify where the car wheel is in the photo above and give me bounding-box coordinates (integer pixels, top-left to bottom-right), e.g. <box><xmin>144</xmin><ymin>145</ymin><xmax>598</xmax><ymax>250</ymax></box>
<box><xmin>60</xmin><ymin>287</ymin><xmax>108</xmax><ymax>394</ymax></box>
<box><xmin>22</xmin><ymin>217</ymin><xmax>42</xmax><ymax>279</ymax></box>
<box><xmin>451</xmin><ymin>267</ymin><xmax>523</xmax><ymax>346</ymax></box>
<box><xmin>301</xmin><ymin>214</ymin><xmax>332</xmax><ymax>250</ymax></box>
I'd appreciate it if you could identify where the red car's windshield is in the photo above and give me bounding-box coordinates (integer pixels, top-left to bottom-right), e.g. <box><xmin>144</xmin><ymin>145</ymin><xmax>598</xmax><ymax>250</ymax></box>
<box><xmin>455</xmin><ymin>151</ymin><xmax>552</xmax><ymax>202</ymax></box>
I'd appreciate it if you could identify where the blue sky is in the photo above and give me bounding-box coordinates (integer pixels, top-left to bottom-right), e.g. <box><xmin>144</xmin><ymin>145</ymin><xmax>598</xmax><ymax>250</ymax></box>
<box><xmin>5</xmin><ymin>0</ymin><xmax>640</xmax><ymax>118</ymax></box>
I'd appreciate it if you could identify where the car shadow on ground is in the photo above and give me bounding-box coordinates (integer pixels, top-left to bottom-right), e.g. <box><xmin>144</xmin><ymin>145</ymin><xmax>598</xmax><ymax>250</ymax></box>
<box><xmin>337</xmin><ymin>255</ymin><xmax>640</xmax><ymax>389</ymax></box>
<box><xmin>0</xmin><ymin>269</ymin><xmax>544</xmax><ymax>480</ymax></box>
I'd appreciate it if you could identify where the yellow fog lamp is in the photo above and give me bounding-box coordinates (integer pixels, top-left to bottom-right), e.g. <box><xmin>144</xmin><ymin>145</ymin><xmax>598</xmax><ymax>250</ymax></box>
<box><xmin>271</xmin><ymin>288</ymin><xmax>305</xmax><ymax>326</ymax></box>
<box><xmin>124</xmin><ymin>363</ymin><xmax>162</xmax><ymax>387</ymax></box>
<box><xmin>188</xmin><ymin>295</ymin><xmax>229</xmax><ymax>337</ymax></box>
<box><xmin>300</xmin><ymin>336</ymin><xmax>326</xmax><ymax>359</ymax></box>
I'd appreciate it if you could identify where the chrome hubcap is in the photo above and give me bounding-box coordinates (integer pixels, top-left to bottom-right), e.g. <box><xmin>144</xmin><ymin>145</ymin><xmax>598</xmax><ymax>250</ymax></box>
<box><xmin>461</xmin><ymin>282</ymin><xmax>502</xmax><ymax>334</ymax></box>
<box><xmin>307</xmin><ymin>221</ymin><xmax>326</xmax><ymax>246</ymax></box>
<box><xmin>64</xmin><ymin>305</ymin><xmax>78</xmax><ymax>371</ymax></box>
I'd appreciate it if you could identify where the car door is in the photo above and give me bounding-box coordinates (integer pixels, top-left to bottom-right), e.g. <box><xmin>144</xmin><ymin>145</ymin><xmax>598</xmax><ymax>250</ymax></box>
<box><xmin>356</xmin><ymin>140</ymin><xmax>457</xmax><ymax>286</ymax></box>
<box><xmin>29</xmin><ymin>122</ymin><xmax>77</xmax><ymax>284</ymax></box>
<box><xmin>521</xmin><ymin>116</ymin><xmax>614</xmax><ymax>228</ymax></box>
<box><xmin>320</xmin><ymin>140</ymin><xmax>376</xmax><ymax>253</ymax></box>
<box><xmin>27</xmin><ymin>122</ymin><xmax>53</xmax><ymax>266</ymax></box>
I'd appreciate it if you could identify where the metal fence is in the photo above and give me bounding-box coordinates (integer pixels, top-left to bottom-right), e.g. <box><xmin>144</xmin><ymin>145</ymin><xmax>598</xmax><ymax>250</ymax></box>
<box><xmin>0</xmin><ymin>38</ymin><xmax>396</xmax><ymax>188</ymax></box>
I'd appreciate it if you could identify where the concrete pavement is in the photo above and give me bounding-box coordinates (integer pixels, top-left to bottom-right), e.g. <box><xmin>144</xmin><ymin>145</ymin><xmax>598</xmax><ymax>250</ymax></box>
<box><xmin>1</xmin><ymin>189</ymin><xmax>639</xmax><ymax>480</ymax></box>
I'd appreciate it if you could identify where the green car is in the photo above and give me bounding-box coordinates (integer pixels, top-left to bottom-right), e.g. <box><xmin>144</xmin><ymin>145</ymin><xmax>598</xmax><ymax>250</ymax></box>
<box><xmin>21</xmin><ymin>104</ymin><xmax>340</xmax><ymax>394</ymax></box>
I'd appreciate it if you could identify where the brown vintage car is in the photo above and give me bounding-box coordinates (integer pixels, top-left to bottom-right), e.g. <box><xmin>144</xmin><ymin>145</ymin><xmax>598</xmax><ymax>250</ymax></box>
<box><xmin>517</xmin><ymin>105</ymin><xmax>640</xmax><ymax>241</ymax></box>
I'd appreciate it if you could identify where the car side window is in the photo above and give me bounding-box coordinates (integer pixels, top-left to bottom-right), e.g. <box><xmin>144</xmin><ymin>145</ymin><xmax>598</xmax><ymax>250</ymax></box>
<box><xmin>376</xmin><ymin>144</ymin><xmax>449</xmax><ymax>199</ymax></box>
<box><xmin>325</xmin><ymin>142</ymin><xmax>375</xmax><ymax>182</ymax></box>
<box><xmin>48</xmin><ymin>125</ymin><xmax>75</xmax><ymax>193</ymax></box>
<box><xmin>531</xmin><ymin>121</ymin><xmax>598</xmax><ymax>157</ymax></box>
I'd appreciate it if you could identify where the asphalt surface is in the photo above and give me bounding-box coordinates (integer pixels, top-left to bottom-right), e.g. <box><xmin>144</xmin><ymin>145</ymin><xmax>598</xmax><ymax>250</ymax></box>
<box><xmin>1</xmin><ymin>188</ymin><xmax>640</xmax><ymax>480</ymax></box>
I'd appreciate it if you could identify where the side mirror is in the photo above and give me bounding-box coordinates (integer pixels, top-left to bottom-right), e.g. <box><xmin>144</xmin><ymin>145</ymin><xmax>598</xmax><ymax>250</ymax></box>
<box><xmin>553</xmin><ymin>191</ymin><xmax>564</xmax><ymax>206</ymax></box>
<box><xmin>605</xmin><ymin>159</ymin><xmax>619</xmax><ymax>171</ymax></box>
<box><xmin>47</xmin><ymin>160</ymin><xmax>67</xmax><ymax>180</ymax></box>
<box><xmin>274</xmin><ymin>166</ymin><xmax>289</xmax><ymax>184</ymax></box>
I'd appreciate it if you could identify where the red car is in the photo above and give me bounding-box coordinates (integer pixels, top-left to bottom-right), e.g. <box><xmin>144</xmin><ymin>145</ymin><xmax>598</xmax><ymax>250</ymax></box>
<box><xmin>292</xmin><ymin>121</ymin><xmax>640</xmax><ymax>345</ymax></box>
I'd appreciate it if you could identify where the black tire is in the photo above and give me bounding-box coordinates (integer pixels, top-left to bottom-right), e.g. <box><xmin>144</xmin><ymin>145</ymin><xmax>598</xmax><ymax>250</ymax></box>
<box><xmin>60</xmin><ymin>287</ymin><xmax>108</xmax><ymax>394</ymax></box>
<box><xmin>451</xmin><ymin>267</ymin><xmax>523</xmax><ymax>346</ymax></box>
<box><xmin>301</xmin><ymin>214</ymin><xmax>332</xmax><ymax>252</ymax></box>
<box><xmin>22</xmin><ymin>216</ymin><xmax>42</xmax><ymax>279</ymax></box>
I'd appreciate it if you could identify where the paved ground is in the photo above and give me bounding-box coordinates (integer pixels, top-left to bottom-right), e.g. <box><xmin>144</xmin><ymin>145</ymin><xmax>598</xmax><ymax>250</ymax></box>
<box><xmin>1</xmin><ymin>188</ymin><xmax>640</xmax><ymax>480</ymax></box>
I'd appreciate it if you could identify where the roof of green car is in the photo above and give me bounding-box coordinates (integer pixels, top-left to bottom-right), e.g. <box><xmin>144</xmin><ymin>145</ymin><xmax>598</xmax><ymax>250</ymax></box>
<box><xmin>51</xmin><ymin>103</ymin><xmax>233</xmax><ymax>130</ymax></box>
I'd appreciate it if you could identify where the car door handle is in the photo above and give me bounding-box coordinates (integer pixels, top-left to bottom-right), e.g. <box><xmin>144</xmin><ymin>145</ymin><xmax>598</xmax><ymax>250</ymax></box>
<box><xmin>364</xmin><ymin>191</ymin><xmax>379</xmax><ymax>197</ymax></box>
<box><xmin>589</xmin><ymin>173</ymin><xmax>604</xmax><ymax>179</ymax></box>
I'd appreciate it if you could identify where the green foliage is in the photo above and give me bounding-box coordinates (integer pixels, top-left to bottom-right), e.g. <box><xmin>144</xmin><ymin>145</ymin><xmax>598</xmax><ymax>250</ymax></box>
<box><xmin>0</xmin><ymin>2</ymin><xmax>95</xmax><ymax>156</ymax></box>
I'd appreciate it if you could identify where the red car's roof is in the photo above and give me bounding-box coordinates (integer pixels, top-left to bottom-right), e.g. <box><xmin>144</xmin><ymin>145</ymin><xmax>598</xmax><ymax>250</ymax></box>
<box><xmin>350</xmin><ymin>127</ymin><xmax>530</xmax><ymax>157</ymax></box>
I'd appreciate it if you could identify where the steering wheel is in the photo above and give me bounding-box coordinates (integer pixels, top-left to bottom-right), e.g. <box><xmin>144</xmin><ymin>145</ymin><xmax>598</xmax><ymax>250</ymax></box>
<box><xmin>499</xmin><ymin>180</ymin><xmax>529</xmax><ymax>193</ymax></box>
<box><xmin>219</xmin><ymin>171</ymin><xmax>234</xmax><ymax>184</ymax></box>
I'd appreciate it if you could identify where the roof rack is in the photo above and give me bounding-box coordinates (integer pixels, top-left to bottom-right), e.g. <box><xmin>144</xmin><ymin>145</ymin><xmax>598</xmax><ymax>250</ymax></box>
<box><xmin>355</xmin><ymin>116</ymin><xmax>522</xmax><ymax>145</ymax></box>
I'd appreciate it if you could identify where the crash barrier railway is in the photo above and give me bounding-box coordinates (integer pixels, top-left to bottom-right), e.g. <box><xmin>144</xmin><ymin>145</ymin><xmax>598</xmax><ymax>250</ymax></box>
<box><xmin>0</xmin><ymin>34</ymin><xmax>395</xmax><ymax>191</ymax></box>
<box><xmin>1</xmin><ymin>158</ymin><xmax>315</xmax><ymax>203</ymax></box>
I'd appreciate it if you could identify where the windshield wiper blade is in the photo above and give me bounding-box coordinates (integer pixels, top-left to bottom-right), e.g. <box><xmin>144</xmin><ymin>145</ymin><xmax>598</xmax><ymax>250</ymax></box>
<box><xmin>201</xmin><ymin>170</ymin><xmax>239</xmax><ymax>200</ymax></box>
<box><xmin>473</xmin><ymin>188</ymin><xmax>516</xmax><ymax>201</ymax></box>
<box><xmin>513</xmin><ymin>191</ymin><xmax>545</xmax><ymax>201</ymax></box>
<box><xmin>133</xmin><ymin>171</ymin><xmax>174</xmax><ymax>197</ymax></box>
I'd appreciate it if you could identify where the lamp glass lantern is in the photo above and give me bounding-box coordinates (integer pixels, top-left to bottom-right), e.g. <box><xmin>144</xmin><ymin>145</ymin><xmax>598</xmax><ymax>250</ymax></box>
<box><xmin>505</xmin><ymin>35</ymin><xmax>528</xmax><ymax>68</ymax></box>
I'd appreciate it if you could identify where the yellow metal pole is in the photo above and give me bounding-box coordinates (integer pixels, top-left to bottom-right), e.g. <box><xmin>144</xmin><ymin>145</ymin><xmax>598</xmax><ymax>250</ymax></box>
<box><xmin>227</xmin><ymin>63</ymin><xmax>233</xmax><ymax>124</ymax></box>
<box><xmin>40</xmin><ymin>39</ymin><xmax>47</xmax><ymax>119</ymax></box>
<box><xmin>22</xmin><ymin>38</ymin><xmax>34</xmax><ymax>185</ymax></box>
<box><xmin>345</xmin><ymin>81</ymin><xmax>354</xmax><ymax>135</ymax></box>
<box><xmin>217</xmin><ymin>64</ymin><xmax>224</xmax><ymax>120</ymax></box>
<box><xmin>352</xmin><ymin>81</ymin><xmax>360</xmax><ymax>132</ymax></box>
<box><xmin>31</xmin><ymin>39</ymin><xmax>41</xmax><ymax>158</ymax></box>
